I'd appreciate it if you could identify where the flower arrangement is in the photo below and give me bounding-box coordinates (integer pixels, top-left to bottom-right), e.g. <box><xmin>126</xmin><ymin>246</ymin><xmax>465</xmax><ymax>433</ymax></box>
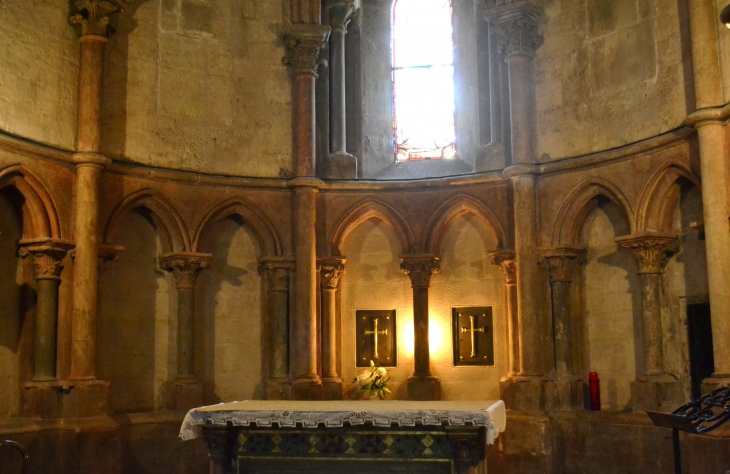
<box><xmin>354</xmin><ymin>360</ymin><xmax>391</xmax><ymax>400</ymax></box>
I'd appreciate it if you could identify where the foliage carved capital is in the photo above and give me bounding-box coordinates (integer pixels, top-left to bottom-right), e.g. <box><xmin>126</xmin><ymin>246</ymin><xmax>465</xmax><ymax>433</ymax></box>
<box><xmin>71</xmin><ymin>0</ymin><xmax>135</xmax><ymax>38</ymax></box>
<box><xmin>328</xmin><ymin>1</ymin><xmax>359</xmax><ymax>33</ymax></box>
<box><xmin>282</xmin><ymin>24</ymin><xmax>331</xmax><ymax>77</ymax></box>
<box><xmin>540</xmin><ymin>246</ymin><xmax>586</xmax><ymax>283</ymax></box>
<box><xmin>489</xmin><ymin>251</ymin><xmax>517</xmax><ymax>285</ymax></box>
<box><xmin>484</xmin><ymin>1</ymin><xmax>543</xmax><ymax>59</ymax></box>
<box><xmin>319</xmin><ymin>257</ymin><xmax>346</xmax><ymax>289</ymax></box>
<box><xmin>159</xmin><ymin>252</ymin><xmax>212</xmax><ymax>289</ymax></box>
<box><xmin>616</xmin><ymin>233</ymin><xmax>677</xmax><ymax>274</ymax></box>
<box><xmin>400</xmin><ymin>254</ymin><xmax>441</xmax><ymax>289</ymax></box>
<box><xmin>19</xmin><ymin>239</ymin><xmax>75</xmax><ymax>280</ymax></box>
<box><xmin>259</xmin><ymin>258</ymin><xmax>294</xmax><ymax>292</ymax></box>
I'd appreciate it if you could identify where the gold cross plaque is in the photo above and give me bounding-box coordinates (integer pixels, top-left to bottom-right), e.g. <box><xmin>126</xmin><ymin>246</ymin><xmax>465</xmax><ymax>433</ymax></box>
<box><xmin>356</xmin><ymin>310</ymin><xmax>397</xmax><ymax>367</ymax></box>
<box><xmin>452</xmin><ymin>307</ymin><xmax>494</xmax><ymax>366</ymax></box>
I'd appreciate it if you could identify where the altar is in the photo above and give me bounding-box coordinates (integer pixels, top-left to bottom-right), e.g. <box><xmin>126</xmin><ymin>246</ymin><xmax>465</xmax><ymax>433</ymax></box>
<box><xmin>180</xmin><ymin>400</ymin><xmax>506</xmax><ymax>474</ymax></box>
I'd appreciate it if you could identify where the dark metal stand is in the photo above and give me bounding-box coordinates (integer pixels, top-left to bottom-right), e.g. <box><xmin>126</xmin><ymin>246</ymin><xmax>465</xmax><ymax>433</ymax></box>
<box><xmin>0</xmin><ymin>440</ymin><xmax>28</xmax><ymax>474</ymax></box>
<box><xmin>647</xmin><ymin>386</ymin><xmax>730</xmax><ymax>474</ymax></box>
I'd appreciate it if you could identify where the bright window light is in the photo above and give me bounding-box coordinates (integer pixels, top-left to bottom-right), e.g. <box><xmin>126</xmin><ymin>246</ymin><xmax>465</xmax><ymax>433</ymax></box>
<box><xmin>392</xmin><ymin>0</ymin><xmax>456</xmax><ymax>162</ymax></box>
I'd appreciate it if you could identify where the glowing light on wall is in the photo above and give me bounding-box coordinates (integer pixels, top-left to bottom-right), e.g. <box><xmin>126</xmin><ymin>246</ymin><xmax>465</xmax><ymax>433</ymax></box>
<box><xmin>400</xmin><ymin>316</ymin><xmax>447</xmax><ymax>359</ymax></box>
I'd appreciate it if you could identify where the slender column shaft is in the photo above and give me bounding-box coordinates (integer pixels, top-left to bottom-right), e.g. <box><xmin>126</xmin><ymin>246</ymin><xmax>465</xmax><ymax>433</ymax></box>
<box><xmin>697</xmin><ymin>123</ymin><xmax>730</xmax><ymax>376</ymax></box>
<box><xmin>77</xmin><ymin>36</ymin><xmax>106</xmax><ymax>152</ymax></box>
<box><xmin>549</xmin><ymin>280</ymin><xmax>573</xmax><ymax>374</ymax></box>
<box><xmin>329</xmin><ymin>26</ymin><xmax>347</xmax><ymax>154</ymax></box>
<box><xmin>260</xmin><ymin>259</ymin><xmax>292</xmax><ymax>397</ymax></box>
<box><xmin>488</xmin><ymin>23</ymin><xmax>503</xmax><ymax>145</ymax></box>
<box><xmin>295</xmin><ymin>75</ymin><xmax>317</xmax><ymax>177</ymax></box>
<box><xmin>293</xmin><ymin>187</ymin><xmax>319</xmax><ymax>382</ymax></box>
<box><xmin>505</xmin><ymin>281</ymin><xmax>518</xmax><ymax>376</ymax></box>
<box><xmin>271</xmin><ymin>290</ymin><xmax>290</xmax><ymax>377</ymax></box>
<box><xmin>321</xmin><ymin>287</ymin><xmax>338</xmax><ymax>378</ymax></box>
<box><xmin>687</xmin><ymin>0</ymin><xmax>723</xmax><ymax>108</ymax></box>
<box><xmin>70</xmin><ymin>163</ymin><xmax>103</xmax><ymax>380</ymax></box>
<box><xmin>639</xmin><ymin>273</ymin><xmax>663</xmax><ymax>375</ymax></box>
<box><xmin>512</xmin><ymin>175</ymin><xmax>541</xmax><ymax>375</ymax></box>
<box><xmin>35</xmin><ymin>278</ymin><xmax>61</xmax><ymax>381</ymax></box>
<box><xmin>506</xmin><ymin>55</ymin><xmax>533</xmax><ymax>164</ymax></box>
<box><xmin>413</xmin><ymin>286</ymin><xmax>431</xmax><ymax>377</ymax></box>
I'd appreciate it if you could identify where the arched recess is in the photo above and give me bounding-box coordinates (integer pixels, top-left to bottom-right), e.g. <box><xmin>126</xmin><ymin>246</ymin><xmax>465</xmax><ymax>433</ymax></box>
<box><xmin>193</xmin><ymin>197</ymin><xmax>282</xmax><ymax>257</ymax></box>
<box><xmin>104</xmin><ymin>188</ymin><xmax>190</xmax><ymax>254</ymax></box>
<box><xmin>0</xmin><ymin>165</ymin><xmax>61</xmax><ymax>240</ymax></box>
<box><xmin>423</xmin><ymin>195</ymin><xmax>507</xmax><ymax>254</ymax></box>
<box><xmin>329</xmin><ymin>199</ymin><xmax>416</xmax><ymax>256</ymax></box>
<box><xmin>552</xmin><ymin>177</ymin><xmax>635</xmax><ymax>246</ymax></box>
<box><xmin>636</xmin><ymin>158</ymin><xmax>701</xmax><ymax>234</ymax></box>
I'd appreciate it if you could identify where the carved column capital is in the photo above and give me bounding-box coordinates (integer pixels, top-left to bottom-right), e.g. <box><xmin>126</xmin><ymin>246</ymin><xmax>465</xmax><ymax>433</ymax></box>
<box><xmin>485</xmin><ymin>1</ymin><xmax>543</xmax><ymax>59</ymax></box>
<box><xmin>616</xmin><ymin>233</ymin><xmax>678</xmax><ymax>274</ymax></box>
<box><xmin>489</xmin><ymin>250</ymin><xmax>517</xmax><ymax>285</ymax></box>
<box><xmin>259</xmin><ymin>258</ymin><xmax>294</xmax><ymax>292</ymax></box>
<box><xmin>540</xmin><ymin>246</ymin><xmax>587</xmax><ymax>283</ymax></box>
<box><xmin>159</xmin><ymin>252</ymin><xmax>212</xmax><ymax>289</ymax></box>
<box><xmin>282</xmin><ymin>24</ymin><xmax>331</xmax><ymax>77</ymax></box>
<box><xmin>328</xmin><ymin>1</ymin><xmax>359</xmax><ymax>33</ymax></box>
<box><xmin>319</xmin><ymin>257</ymin><xmax>346</xmax><ymax>289</ymax></box>
<box><xmin>71</xmin><ymin>0</ymin><xmax>135</xmax><ymax>38</ymax></box>
<box><xmin>400</xmin><ymin>254</ymin><xmax>441</xmax><ymax>289</ymax></box>
<box><xmin>19</xmin><ymin>239</ymin><xmax>75</xmax><ymax>280</ymax></box>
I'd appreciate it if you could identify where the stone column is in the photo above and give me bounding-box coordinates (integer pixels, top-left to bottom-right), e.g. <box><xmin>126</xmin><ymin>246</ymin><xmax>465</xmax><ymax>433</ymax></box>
<box><xmin>490</xmin><ymin>251</ymin><xmax>518</xmax><ymax>378</ymax></box>
<box><xmin>326</xmin><ymin>1</ymin><xmax>359</xmax><ymax>178</ymax></box>
<box><xmin>685</xmin><ymin>0</ymin><xmax>730</xmax><ymax>392</ymax></box>
<box><xmin>260</xmin><ymin>258</ymin><xmax>294</xmax><ymax>400</ymax></box>
<box><xmin>617</xmin><ymin>233</ymin><xmax>683</xmax><ymax>411</ymax></box>
<box><xmin>319</xmin><ymin>258</ymin><xmax>346</xmax><ymax>399</ymax></box>
<box><xmin>19</xmin><ymin>241</ymin><xmax>74</xmax><ymax>382</ymax></box>
<box><xmin>400</xmin><ymin>255</ymin><xmax>441</xmax><ymax>401</ymax></box>
<box><xmin>160</xmin><ymin>253</ymin><xmax>211</xmax><ymax>410</ymax></box>
<box><xmin>541</xmin><ymin>246</ymin><xmax>585</xmax><ymax>410</ymax></box>
<box><xmin>284</xmin><ymin>24</ymin><xmax>330</xmax><ymax>400</ymax></box>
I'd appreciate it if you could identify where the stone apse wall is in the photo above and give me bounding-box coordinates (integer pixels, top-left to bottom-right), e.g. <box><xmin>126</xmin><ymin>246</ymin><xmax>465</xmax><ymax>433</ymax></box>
<box><xmin>0</xmin><ymin>1</ymin><xmax>729</xmax><ymax>474</ymax></box>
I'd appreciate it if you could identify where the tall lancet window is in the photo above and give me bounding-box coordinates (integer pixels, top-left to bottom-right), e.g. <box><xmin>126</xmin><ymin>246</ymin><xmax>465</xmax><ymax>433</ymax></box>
<box><xmin>392</xmin><ymin>0</ymin><xmax>456</xmax><ymax>161</ymax></box>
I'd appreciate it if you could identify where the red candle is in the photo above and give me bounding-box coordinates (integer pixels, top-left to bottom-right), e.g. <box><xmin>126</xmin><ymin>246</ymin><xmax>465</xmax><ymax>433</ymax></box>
<box><xmin>589</xmin><ymin>372</ymin><xmax>601</xmax><ymax>411</ymax></box>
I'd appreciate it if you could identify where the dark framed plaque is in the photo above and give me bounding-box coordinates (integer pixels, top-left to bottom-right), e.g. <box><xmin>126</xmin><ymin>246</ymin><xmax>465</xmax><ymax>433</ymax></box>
<box><xmin>452</xmin><ymin>307</ymin><xmax>494</xmax><ymax>366</ymax></box>
<box><xmin>356</xmin><ymin>310</ymin><xmax>397</xmax><ymax>367</ymax></box>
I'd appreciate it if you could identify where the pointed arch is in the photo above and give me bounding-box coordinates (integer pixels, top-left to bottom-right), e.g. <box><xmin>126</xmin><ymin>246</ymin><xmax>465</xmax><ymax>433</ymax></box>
<box><xmin>423</xmin><ymin>194</ymin><xmax>507</xmax><ymax>254</ymax></box>
<box><xmin>636</xmin><ymin>158</ymin><xmax>700</xmax><ymax>234</ymax></box>
<box><xmin>329</xmin><ymin>199</ymin><xmax>416</xmax><ymax>256</ymax></box>
<box><xmin>0</xmin><ymin>164</ymin><xmax>61</xmax><ymax>240</ymax></box>
<box><xmin>193</xmin><ymin>196</ymin><xmax>281</xmax><ymax>257</ymax></box>
<box><xmin>551</xmin><ymin>177</ymin><xmax>635</xmax><ymax>246</ymax></box>
<box><xmin>104</xmin><ymin>188</ymin><xmax>190</xmax><ymax>254</ymax></box>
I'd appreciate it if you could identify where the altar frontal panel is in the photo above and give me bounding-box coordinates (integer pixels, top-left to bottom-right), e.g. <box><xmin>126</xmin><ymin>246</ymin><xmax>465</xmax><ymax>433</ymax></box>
<box><xmin>356</xmin><ymin>310</ymin><xmax>397</xmax><ymax>367</ymax></box>
<box><xmin>452</xmin><ymin>307</ymin><xmax>494</xmax><ymax>366</ymax></box>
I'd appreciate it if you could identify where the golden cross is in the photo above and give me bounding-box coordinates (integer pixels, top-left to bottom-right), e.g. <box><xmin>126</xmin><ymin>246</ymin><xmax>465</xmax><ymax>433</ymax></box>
<box><xmin>364</xmin><ymin>318</ymin><xmax>388</xmax><ymax>358</ymax></box>
<box><xmin>460</xmin><ymin>314</ymin><xmax>485</xmax><ymax>358</ymax></box>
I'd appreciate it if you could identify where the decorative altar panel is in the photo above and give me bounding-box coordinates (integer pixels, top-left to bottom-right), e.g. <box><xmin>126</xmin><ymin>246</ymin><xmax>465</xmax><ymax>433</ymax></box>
<box><xmin>181</xmin><ymin>400</ymin><xmax>506</xmax><ymax>474</ymax></box>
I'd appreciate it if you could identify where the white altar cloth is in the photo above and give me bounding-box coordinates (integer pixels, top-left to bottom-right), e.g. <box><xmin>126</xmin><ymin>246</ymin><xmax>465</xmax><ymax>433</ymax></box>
<box><xmin>180</xmin><ymin>400</ymin><xmax>506</xmax><ymax>445</ymax></box>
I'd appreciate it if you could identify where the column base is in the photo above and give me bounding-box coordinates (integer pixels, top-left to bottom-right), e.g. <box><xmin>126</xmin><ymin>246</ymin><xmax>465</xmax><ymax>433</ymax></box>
<box><xmin>163</xmin><ymin>377</ymin><xmax>204</xmax><ymax>411</ymax></box>
<box><xmin>406</xmin><ymin>376</ymin><xmax>441</xmax><ymax>401</ymax></box>
<box><xmin>291</xmin><ymin>378</ymin><xmax>323</xmax><ymax>400</ymax></box>
<box><xmin>700</xmin><ymin>374</ymin><xmax>730</xmax><ymax>395</ymax></box>
<box><xmin>62</xmin><ymin>379</ymin><xmax>110</xmax><ymax>418</ymax></box>
<box><xmin>22</xmin><ymin>381</ymin><xmax>64</xmax><ymax>418</ymax></box>
<box><xmin>324</xmin><ymin>152</ymin><xmax>357</xmax><ymax>179</ymax></box>
<box><xmin>323</xmin><ymin>378</ymin><xmax>343</xmax><ymax>400</ymax></box>
<box><xmin>544</xmin><ymin>376</ymin><xmax>584</xmax><ymax>411</ymax></box>
<box><xmin>500</xmin><ymin>376</ymin><xmax>545</xmax><ymax>411</ymax></box>
<box><xmin>631</xmin><ymin>375</ymin><xmax>684</xmax><ymax>412</ymax></box>
<box><xmin>266</xmin><ymin>378</ymin><xmax>292</xmax><ymax>400</ymax></box>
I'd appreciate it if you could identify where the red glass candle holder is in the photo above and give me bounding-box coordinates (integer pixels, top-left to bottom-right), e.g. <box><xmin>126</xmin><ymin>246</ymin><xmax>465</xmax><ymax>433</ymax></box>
<box><xmin>589</xmin><ymin>372</ymin><xmax>601</xmax><ymax>411</ymax></box>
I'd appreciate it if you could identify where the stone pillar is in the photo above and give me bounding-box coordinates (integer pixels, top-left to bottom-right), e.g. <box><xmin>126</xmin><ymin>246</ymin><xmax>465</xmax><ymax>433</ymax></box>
<box><xmin>319</xmin><ymin>258</ymin><xmax>346</xmax><ymax>400</ymax></box>
<box><xmin>160</xmin><ymin>253</ymin><xmax>211</xmax><ymax>410</ymax></box>
<box><xmin>490</xmin><ymin>251</ymin><xmax>518</xmax><ymax>378</ymax></box>
<box><xmin>66</xmin><ymin>0</ymin><xmax>127</xmax><ymax>416</ymax></box>
<box><xmin>400</xmin><ymin>255</ymin><xmax>441</xmax><ymax>401</ymax></box>
<box><xmin>19</xmin><ymin>241</ymin><xmax>74</xmax><ymax>382</ymax></box>
<box><xmin>541</xmin><ymin>246</ymin><xmax>585</xmax><ymax>410</ymax></box>
<box><xmin>617</xmin><ymin>233</ymin><xmax>683</xmax><ymax>411</ymax></box>
<box><xmin>260</xmin><ymin>258</ymin><xmax>294</xmax><ymax>400</ymax></box>
<box><xmin>685</xmin><ymin>0</ymin><xmax>730</xmax><ymax>392</ymax></box>
<box><xmin>325</xmin><ymin>1</ymin><xmax>359</xmax><ymax>179</ymax></box>
<box><xmin>284</xmin><ymin>23</ymin><xmax>330</xmax><ymax>401</ymax></box>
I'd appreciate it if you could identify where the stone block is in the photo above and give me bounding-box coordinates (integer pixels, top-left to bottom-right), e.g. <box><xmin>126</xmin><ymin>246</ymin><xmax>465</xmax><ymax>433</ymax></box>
<box><xmin>500</xmin><ymin>378</ymin><xmax>545</xmax><ymax>411</ymax></box>
<box><xmin>406</xmin><ymin>376</ymin><xmax>441</xmax><ymax>401</ymax></box>
<box><xmin>544</xmin><ymin>378</ymin><xmax>584</xmax><ymax>411</ymax></box>
<box><xmin>266</xmin><ymin>378</ymin><xmax>292</xmax><ymax>400</ymax></box>
<box><xmin>323</xmin><ymin>379</ymin><xmax>343</xmax><ymax>400</ymax></box>
<box><xmin>323</xmin><ymin>152</ymin><xmax>358</xmax><ymax>179</ymax></box>
<box><xmin>22</xmin><ymin>381</ymin><xmax>64</xmax><ymax>418</ymax></box>
<box><xmin>62</xmin><ymin>380</ymin><xmax>110</xmax><ymax>418</ymax></box>
<box><xmin>291</xmin><ymin>380</ymin><xmax>323</xmax><ymax>401</ymax></box>
<box><xmin>700</xmin><ymin>376</ymin><xmax>730</xmax><ymax>395</ymax></box>
<box><xmin>631</xmin><ymin>376</ymin><xmax>684</xmax><ymax>412</ymax></box>
<box><xmin>163</xmin><ymin>378</ymin><xmax>204</xmax><ymax>411</ymax></box>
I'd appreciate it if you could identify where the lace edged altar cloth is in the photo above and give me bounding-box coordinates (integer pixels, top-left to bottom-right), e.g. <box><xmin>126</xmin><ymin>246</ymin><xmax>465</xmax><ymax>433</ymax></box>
<box><xmin>179</xmin><ymin>400</ymin><xmax>506</xmax><ymax>445</ymax></box>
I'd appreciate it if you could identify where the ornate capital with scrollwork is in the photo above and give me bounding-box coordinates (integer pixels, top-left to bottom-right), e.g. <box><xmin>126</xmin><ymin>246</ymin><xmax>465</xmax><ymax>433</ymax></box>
<box><xmin>615</xmin><ymin>233</ymin><xmax>677</xmax><ymax>275</ymax></box>
<box><xmin>282</xmin><ymin>24</ymin><xmax>331</xmax><ymax>77</ymax></box>
<box><xmin>159</xmin><ymin>252</ymin><xmax>212</xmax><ymax>289</ymax></box>
<box><xmin>540</xmin><ymin>246</ymin><xmax>587</xmax><ymax>283</ymax></box>
<box><xmin>71</xmin><ymin>0</ymin><xmax>134</xmax><ymax>38</ymax></box>
<box><xmin>484</xmin><ymin>1</ymin><xmax>543</xmax><ymax>60</ymax></box>
<box><xmin>319</xmin><ymin>257</ymin><xmax>346</xmax><ymax>289</ymax></box>
<box><xmin>19</xmin><ymin>239</ymin><xmax>75</xmax><ymax>280</ymax></box>
<box><xmin>328</xmin><ymin>1</ymin><xmax>359</xmax><ymax>33</ymax></box>
<box><xmin>489</xmin><ymin>250</ymin><xmax>517</xmax><ymax>285</ymax></box>
<box><xmin>259</xmin><ymin>258</ymin><xmax>294</xmax><ymax>292</ymax></box>
<box><xmin>400</xmin><ymin>254</ymin><xmax>441</xmax><ymax>289</ymax></box>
